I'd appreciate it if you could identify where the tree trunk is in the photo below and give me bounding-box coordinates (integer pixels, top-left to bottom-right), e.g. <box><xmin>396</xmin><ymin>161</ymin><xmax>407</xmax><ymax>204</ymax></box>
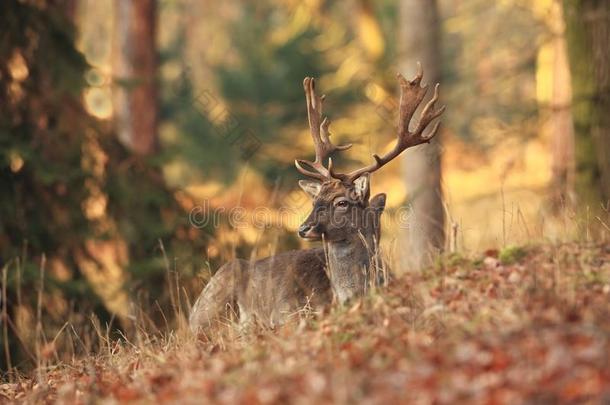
<box><xmin>61</xmin><ymin>0</ymin><xmax>78</xmax><ymax>21</ymax></box>
<box><xmin>113</xmin><ymin>0</ymin><xmax>158</xmax><ymax>156</ymax></box>
<box><xmin>398</xmin><ymin>0</ymin><xmax>444</xmax><ymax>270</ymax></box>
<box><xmin>548</xmin><ymin>1</ymin><xmax>575</xmax><ymax>210</ymax></box>
<box><xmin>563</xmin><ymin>0</ymin><xmax>610</xmax><ymax>206</ymax></box>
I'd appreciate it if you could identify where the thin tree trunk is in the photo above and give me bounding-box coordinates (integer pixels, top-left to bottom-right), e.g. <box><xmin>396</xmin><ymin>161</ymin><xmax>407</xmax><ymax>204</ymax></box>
<box><xmin>113</xmin><ymin>0</ymin><xmax>158</xmax><ymax>156</ymax></box>
<box><xmin>564</xmin><ymin>0</ymin><xmax>610</xmax><ymax>206</ymax></box>
<box><xmin>586</xmin><ymin>0</ymin><xmax>610</xmax><ymax>204</ymax></box>
<box><xmin>108</xmin><ymin>0</ymin><xmax>159</xmax><ymax>335</ymax></box>
<box><xmin>61</xmin><ymin>0</ymin><xmax>78</xmax><ymax>21</ymax></box>
<box><xmin>398</xmin><ymin>0</ymin><xmax>444</xmax><ymax>270</ymax></box>
<box><xmin>548</xmin><ymin>1</ymin><xmax>575</xmax><ymax>210</ymax></box>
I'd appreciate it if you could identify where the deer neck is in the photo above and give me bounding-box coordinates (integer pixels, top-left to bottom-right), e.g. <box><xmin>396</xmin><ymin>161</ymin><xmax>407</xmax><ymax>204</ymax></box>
<box><xmin>325</xmin><ymin>232</ymin><xmax>376</xmax><ymax>305</ymax></box>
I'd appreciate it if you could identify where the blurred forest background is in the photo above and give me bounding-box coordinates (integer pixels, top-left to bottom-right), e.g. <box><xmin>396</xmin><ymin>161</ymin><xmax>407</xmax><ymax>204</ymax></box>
<box><xmin>1</xmin><ymin>0</ymin><xmax>609</xmax><ymax>373</ymax></box>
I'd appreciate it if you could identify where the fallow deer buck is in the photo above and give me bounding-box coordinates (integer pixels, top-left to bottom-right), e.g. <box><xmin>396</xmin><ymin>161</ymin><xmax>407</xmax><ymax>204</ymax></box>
<box><xmin>189</xmin><ymin>64</ymin><xmax>445</xmax><ymax>333</ymax></box>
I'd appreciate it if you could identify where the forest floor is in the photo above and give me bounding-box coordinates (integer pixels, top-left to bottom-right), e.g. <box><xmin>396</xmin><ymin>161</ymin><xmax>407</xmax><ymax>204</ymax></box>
<box><xmin>2</xmin><ymin>242</ymin><xmax>610</xmax><ymax>404</ymax></box>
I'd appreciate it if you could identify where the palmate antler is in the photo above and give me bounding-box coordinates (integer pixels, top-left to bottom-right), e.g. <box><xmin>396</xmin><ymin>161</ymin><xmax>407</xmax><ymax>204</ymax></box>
<box><xmin>295</xmin><ymin>63</ymin><xmax>446</xmax><ymax>184</ymax></box>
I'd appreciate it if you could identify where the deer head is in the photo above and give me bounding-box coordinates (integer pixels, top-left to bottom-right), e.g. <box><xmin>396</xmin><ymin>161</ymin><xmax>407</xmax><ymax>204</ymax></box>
<box><xmin>296</xmin><ymin>64</ymin><xmax>445</xmax><ymax>245</ymax></box>
<box><xmin>298</xmin><ymin>173</ymin><xmax>387</xmax><ymax>243</ymax></box>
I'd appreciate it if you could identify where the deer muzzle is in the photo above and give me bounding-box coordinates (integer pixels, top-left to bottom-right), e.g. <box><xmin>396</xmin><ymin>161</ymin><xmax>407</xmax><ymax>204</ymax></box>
<box><xmin>298</xmin><ymin>223</ymin><xmax>322</xmax><ymax>239</ymax></box>
<box><xmin>299</xmin><ymin>207</ymin><xmax>325</xmax><ymax>239</ymax></box>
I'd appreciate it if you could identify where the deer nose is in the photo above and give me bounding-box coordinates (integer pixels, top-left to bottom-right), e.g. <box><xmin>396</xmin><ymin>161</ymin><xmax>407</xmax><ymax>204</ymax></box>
<box><xmin>298</xmin><ymin>224</ymin><xmax>312</xmax><ymax>238</ymax></box>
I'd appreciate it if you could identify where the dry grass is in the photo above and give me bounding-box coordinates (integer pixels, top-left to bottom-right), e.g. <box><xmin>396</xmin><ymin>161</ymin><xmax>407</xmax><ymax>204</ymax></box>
<box><xmin>1</xmin><ymin>242</ymin><xmax>609</xmax><ymax>404</ymax></box>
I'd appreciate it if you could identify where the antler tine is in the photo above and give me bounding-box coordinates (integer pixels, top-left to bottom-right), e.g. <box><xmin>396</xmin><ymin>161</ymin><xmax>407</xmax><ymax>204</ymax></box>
<box><xmin>342</xmin><ymin>63</ymin><xmax>445</xmax><ymax>183</ymax></box>
<box><xmin>295</xmin><ymin>77</ymin><xmax>352</xmax><ymax>181</ymax></box>
<box><xmin>415</xmin><ymin>83</ymin><xmax>446</xmax><ymax>136</ymax></box>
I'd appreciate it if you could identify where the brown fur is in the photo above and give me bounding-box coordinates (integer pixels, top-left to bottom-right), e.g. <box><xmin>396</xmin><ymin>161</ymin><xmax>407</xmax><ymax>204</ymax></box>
<box><xmin>189</xmin><ymin>176</ymin><xmax>386</xmax><ymax>333</ymax></box>
<box><xmin>189</xmin><ymin>248</ymin><xmax>331</xmax><ymax>331</ymax></box>
<box><xmin>190</xmin><ymin>68</ymin><xmax>443</xmax><ymax>333</ymax></box>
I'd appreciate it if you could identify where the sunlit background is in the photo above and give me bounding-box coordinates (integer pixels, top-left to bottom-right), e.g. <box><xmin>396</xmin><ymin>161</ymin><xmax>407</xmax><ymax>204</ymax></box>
<box><xmin>80</xmin><ymin>0</ymin><xmax>575</xmax><ymax>250</ymax></box>
<box><xmin>1</xmin><ymin>0</ymin><xmax>608</xmax><ymax>372</ymax></box>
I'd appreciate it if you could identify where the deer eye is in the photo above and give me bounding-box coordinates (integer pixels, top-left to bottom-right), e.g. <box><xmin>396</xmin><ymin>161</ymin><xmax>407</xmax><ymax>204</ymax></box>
<box><xmin>334</xmin><ymin>199</ymin><xmax>349</xmax><ymax>208</ymax></box>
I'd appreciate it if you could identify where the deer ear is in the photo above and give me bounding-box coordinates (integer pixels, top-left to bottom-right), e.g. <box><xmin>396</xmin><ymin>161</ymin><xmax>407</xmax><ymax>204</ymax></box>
<box><xmin>298</xmin><ymin>180</ymin><xmax>322</xmax><ymax>198</ymax></box>
<box><xmin>353</xmin><ymin>173</ymin><xmax>370</xmax><ymax>202</ymax></box>
<box><xmin>370</xmin><ymin>193</ymin><xmax>386</xmax><ymax>213</ymax></box>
